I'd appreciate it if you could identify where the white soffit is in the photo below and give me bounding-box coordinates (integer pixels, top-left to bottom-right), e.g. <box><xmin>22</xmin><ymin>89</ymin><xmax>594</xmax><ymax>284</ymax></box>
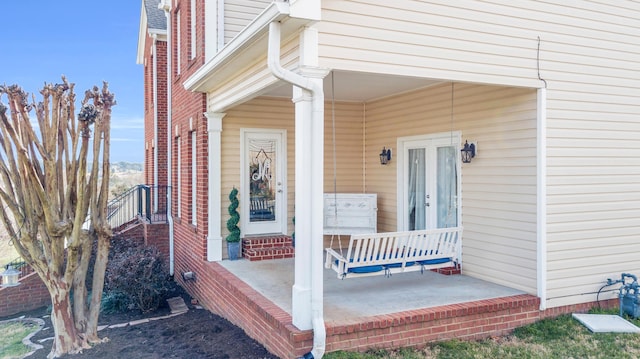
<box><xmin>265</xmin><ymin>70</ymin><xmax>441</xmax><ymax>102</ymax></box>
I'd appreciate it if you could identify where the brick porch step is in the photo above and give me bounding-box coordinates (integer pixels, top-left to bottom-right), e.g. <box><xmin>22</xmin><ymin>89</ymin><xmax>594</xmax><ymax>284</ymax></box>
<box><xmin>242</xmin><ymin>235</ymin><xmax>294</xmax><ymax>261</ymax></box>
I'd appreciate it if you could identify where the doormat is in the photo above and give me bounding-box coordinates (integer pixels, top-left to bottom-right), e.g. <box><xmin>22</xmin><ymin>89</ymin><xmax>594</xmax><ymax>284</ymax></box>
<box><xmin>572</xmin><ymin>313</ymin><xmax>640</xmax><ymax>333</ymax></box>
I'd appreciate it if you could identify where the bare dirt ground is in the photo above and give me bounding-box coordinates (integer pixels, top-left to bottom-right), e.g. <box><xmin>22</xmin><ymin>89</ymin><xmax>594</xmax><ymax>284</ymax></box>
<box><xmin>23</xmin><ymin>289</ymin><xmax>278</xmax><ymax>359</ymax></box>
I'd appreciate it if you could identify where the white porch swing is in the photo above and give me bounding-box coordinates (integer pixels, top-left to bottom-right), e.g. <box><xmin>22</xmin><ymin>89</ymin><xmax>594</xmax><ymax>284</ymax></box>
<box><xmin>323</xmin><ymin>80</ymin><xmax>463</xmax><ymax>279</ymax></box>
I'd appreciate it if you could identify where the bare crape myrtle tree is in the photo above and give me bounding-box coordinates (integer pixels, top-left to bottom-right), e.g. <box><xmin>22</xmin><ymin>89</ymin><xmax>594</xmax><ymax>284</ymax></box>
<box><xmin>0</xmin><ymin>77</ymin><xmax>114</xmax><ymax>358</ymax></box>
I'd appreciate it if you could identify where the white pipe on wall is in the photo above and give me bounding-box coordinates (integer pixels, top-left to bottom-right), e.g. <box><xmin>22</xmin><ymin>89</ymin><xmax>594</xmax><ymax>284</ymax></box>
<box><xmin>152</xmin><ymin>35</ymin><xmax>159</xmax><ymax>211</ymax></box>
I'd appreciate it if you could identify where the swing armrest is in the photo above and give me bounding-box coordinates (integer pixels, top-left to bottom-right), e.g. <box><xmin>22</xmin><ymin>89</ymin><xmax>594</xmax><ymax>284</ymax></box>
<box><xmin>325</xmin><ymin>247</ymin><xmax>347</xmax><ymax>272</ymax></box>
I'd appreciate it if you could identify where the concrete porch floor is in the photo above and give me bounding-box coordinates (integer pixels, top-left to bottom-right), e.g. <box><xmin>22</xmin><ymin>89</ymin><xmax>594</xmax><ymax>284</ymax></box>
<box><xmin>220</xmin><ymin>258</ymin><xmax>526</xmax><ymax>325</ymax></box>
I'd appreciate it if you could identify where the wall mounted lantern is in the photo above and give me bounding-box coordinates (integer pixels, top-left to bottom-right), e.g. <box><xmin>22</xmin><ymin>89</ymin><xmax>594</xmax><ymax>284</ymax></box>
<box><xmin>461</xmin><ymin>140</ymin><xmax>476</xmax><ymax>163</ymax></box>
<box><xmin>1</xmin><ymin>266</ymin><xmax>21</xmax><ymax>287</ymax></box>
<box><xmin>380</xmin><ymin>147</ymin><xmax>392</xmax><ymax>165</ymax></box>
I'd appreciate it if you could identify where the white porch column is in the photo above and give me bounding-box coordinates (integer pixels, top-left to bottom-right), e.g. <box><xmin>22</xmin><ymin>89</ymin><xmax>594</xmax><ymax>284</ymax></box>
<box><xmin>206</xmin><ymin>111</ymin><xmax>225</xmax><ymax>262</ymax></box>
<box><xmin>291</xmin><ymin>85</ymin><xmax>314</xmax><ymax>330</ymax></box>
<box><xmin>536</xmin><ymin>88</ymin><xmax>547</xmax><ymax>310</ymax></box>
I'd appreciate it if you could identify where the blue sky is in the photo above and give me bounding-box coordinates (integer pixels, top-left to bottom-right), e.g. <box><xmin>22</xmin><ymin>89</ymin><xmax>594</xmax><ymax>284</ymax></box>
<box><xmin>0</xmin><ymin>1</ymin><xmax>145</xmax><ymax>163</ymax></box>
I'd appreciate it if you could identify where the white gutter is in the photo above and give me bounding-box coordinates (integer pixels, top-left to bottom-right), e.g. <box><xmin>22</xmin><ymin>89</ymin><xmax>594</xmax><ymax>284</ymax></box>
<box><xmin>184</xmin><ymin>2</ymin><xmax>290</xmax><ymax>92</ymax></box>
<box><xmin>160</xmin><ymin>0</ymin><xmax>175</xmax><ymax>276</ymax></box>
<box><xmin>268</xmin><ymin>21</ymin><xmax>325</xmax><ymax>359</ymax></box>
<box><xmin>536</xmin><ymin>87</ymin><xmax>547</xmax><ymax>310</ymax></box>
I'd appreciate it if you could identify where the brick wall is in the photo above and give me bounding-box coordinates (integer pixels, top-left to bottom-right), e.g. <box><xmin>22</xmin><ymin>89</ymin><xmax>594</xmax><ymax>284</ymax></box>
<box><xmin>143</xmin><ymin>25</ymin><xmax>168</xmax><ymax>186</ymax></box>
<box><xmin>144</xmin><ymin>222</ymin><xmax>170</xmax><ymax>266</ymax></box>
<box><xmin>177</xmin><ymin>261</ymin><xmax>308</xmax><ymax>359</ymax></box>
<box><xmin>169</xmin><ymin>0</ymin><xmax>208</xmax><ymax>266</ymax></box>
<box><xmin>0</xmin><ymin>272</ymin><xmax>50</xmax><ymax>318</ymax></box>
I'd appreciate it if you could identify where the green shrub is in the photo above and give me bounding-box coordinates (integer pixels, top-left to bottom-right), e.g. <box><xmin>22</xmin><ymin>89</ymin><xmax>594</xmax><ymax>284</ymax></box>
<box><xmin>226</xmin><ymin>187</ymin><xmax>241</xmax><ymax>243</ymax></box>
<box><xmin>100</xmin><ymin>290</ymin><xmax>130</xmax><ymax>314</ymax></box>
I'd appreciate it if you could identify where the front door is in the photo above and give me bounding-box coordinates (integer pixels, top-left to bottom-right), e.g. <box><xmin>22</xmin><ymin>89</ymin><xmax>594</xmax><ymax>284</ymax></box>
<box><xmin>398</xmin><ymin>133</ymin><xmax>460</xmax><ymax>230</ymax></box>
<box><xmin>241</xmin><ymin>129</ymin><xmax>287</xmax><ymax>235</ymax></box>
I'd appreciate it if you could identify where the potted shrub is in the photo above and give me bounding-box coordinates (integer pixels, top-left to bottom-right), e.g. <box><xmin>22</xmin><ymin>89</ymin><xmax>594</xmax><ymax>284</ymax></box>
<box><xmin>226</xmin><ymin>187</ymin><xmax>241</xmax><ymax>260</ymax></box>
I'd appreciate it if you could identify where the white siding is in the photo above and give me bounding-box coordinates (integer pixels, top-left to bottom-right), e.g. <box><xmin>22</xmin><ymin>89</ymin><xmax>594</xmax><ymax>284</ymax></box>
<box><xmin>318</xmin><ymin>0</ymin><xmax>638</xmax><ymax>88</ymax></box>
<box><xmin>224</xmin><ymin>0</ymin><xmax>271</xmax><ymax>44</ymax></box>
<box><xmin>318</xmin><ymin>0</ymin><xmax>640</xmax><ymax>309</ymax></box>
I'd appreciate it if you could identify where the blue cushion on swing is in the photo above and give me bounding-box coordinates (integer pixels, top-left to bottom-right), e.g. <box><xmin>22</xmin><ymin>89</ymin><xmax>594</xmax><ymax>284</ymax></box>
<box><xmin>384</xmin><ymin>261</ymin><xmax>415</xmax><ymax>269</ymax></box>
<box><xmin>347</xmin><ymin>265</ymin><xmax>384</xmax><ymax>274</ymax></box>
<box><xmin>334</xmin><ymin>259</ymin><xmax>384</xmax><ymax>274</ymax></box>
<box><xmin>417</xmin><ymin>257</ymin><xmax>451</xmax><ymax>265</ymax></box>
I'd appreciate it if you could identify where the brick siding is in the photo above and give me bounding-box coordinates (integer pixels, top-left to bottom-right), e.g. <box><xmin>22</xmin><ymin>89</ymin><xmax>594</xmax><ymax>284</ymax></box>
<box><xmin>0</xmin><ymin>272</ymin><xmax>50</xmax><ymax>318</ymax></box>
<box><xmin>168</xmin><ymin>0</ymin><xmax>207</xmax><ymax>246</ymax></box>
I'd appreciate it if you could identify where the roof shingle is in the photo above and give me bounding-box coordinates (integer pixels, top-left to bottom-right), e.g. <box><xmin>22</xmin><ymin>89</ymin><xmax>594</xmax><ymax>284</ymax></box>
<box><xmin>145</xmin><ymin>0</ymin><xmax>166</xmax><ymax>31</ymax></box>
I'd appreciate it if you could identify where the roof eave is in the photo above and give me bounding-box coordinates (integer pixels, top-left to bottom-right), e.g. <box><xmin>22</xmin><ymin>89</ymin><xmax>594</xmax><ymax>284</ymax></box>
<box><xmin>184</xmin><ymin>2</ymin><xmax>313</xmax><ymax>93</ymax></box>
<box><xmin>136</xmin><ymin>1</ymin><xmax>148</xmax><ymax>65</ymax></box>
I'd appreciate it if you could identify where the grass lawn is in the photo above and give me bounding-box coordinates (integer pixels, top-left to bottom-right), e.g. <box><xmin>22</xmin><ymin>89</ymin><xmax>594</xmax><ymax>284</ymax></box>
<box><xmin>325</xmin><ymin>309</ymin><xmax>640</xmax><ymax>359</ymax></box>
<box><xmin>0</xmin><ymin>321</ymin><xmax>39</xmax><ymax>359</ymax></box>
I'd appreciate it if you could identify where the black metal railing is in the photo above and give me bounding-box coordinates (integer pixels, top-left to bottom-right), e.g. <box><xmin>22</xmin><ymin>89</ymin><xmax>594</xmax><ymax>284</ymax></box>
<box><xmin>107</xmin><ymin>185</ymin><xmax>170</xmax><ymax>229</ymax></box>
<box><xmin>1</xmin><ymin>185</ymin><xmax>170</xmax><ymax>274</ymax></box>
<box><xmin>142</xmin><ymin>185</ymin><xmax>169</xmax><ymax>224</ymax></box>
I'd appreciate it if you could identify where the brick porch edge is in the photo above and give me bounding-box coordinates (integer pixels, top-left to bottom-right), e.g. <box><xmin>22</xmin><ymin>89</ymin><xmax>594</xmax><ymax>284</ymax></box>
<box><xmin>187</xmin><ymin>262</ymin><xmax>617</xmax><ymax>359</ymax></box>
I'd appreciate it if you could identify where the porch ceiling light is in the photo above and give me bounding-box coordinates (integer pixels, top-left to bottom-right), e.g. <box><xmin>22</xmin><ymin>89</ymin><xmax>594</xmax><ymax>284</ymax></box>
<box><xmin>461</xmin><ymin>141</ymin><xmax>476</xmax><ymax>163</ymax></box>
<box><xmin>380</xmin><ymin>147</ymin><xmax>392</xmax><ymax>165</ymax></box>
<box><xmin>1</xmin><ymin>266</ymin><xmax>20</xmax><ymax>287</ymax></box>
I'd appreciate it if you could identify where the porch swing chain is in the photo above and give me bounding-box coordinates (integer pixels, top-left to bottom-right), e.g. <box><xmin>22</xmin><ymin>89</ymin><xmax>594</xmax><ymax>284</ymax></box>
<box><xmin>447</xmin><ymin>82</ymin><xmax>456</xmax><ymax>225</ymax></box>
<box><xmin>329</xmin><ymin>71</ymin><xmax>344</xmax><ymax>255</ymax></box>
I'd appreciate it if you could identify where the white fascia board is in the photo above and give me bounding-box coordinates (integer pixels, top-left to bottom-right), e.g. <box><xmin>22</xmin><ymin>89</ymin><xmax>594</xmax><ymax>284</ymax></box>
<box><xmin>289</xmin><ymin>0</ymin><xmax>321</xmax><ymax>21</ymax></box>
<box><xmin>184</xmin><ymin>2</ymin><xmax>313</xmax><ymax>93</ymax></box>
<box><xmin>136</xmin><ymin>2</ymin><xmax>148</xmax><ymax>65</ymax></box>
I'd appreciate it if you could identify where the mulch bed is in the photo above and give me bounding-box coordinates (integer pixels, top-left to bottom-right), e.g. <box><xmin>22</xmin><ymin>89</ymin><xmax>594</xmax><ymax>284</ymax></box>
<box><xmin>13</xmin><ymin>288</ymin><xmax>278</xmax><ymax>359</ymax></box>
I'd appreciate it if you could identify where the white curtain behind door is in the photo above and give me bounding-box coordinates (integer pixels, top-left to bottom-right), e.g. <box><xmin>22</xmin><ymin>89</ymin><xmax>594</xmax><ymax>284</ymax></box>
<box><xmin>408</xmin><ymin>149</ymin><xmax>426</xmax><ymax>230</ymax></box>
<box><xmin>436</xmin><ymin>146</ymin><xmax>457</xmax><ymax>228</ymax></box>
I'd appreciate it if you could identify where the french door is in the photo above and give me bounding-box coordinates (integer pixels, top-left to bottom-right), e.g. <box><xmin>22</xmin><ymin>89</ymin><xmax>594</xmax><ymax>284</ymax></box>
<box><xmin>398</xmin><ymin>133</ymin><xmax>461</xmax><ymax>231</ymax></box>
<box><xmin>241</xmin><ymin>129</ymin><xmax>287</xmax><ymax>235</ymax></box>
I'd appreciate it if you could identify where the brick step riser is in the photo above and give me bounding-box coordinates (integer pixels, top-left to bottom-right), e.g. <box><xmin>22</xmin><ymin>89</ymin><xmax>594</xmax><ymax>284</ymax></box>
<box><xmin>242</xmin><ymin>237</ymin><xmax>293</xmax><ymax>250</ymax></box>
<box><xmin>241</xmin><ymin>235</ymin><xmax>295</xmax><ymax>261</ymax></box>
<box><xmin>244</xmin><ymin>247</ymin><xmax>295</xmax><ymax>262</ymax></box>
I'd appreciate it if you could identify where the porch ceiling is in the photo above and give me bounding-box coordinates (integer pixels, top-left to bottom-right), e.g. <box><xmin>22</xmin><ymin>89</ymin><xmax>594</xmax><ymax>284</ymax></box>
<box><xmin>263</xmin><ymin>70</ymin><xmax>442</xmax><ymax>102</ymax></box>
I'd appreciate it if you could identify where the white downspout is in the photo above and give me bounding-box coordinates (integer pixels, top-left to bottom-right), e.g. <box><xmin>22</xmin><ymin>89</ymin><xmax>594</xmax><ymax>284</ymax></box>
<box><xmin>161</xmin><ymin>0</ymin><xmax>175</xmax><ymax>276</ymax></box>
<box><xmin>267</xmin><ymin>21</ymin><xmax>325</xmax><ymax>359</ymax></box>
<box><xmin>152</xmin><ymin>35</ymin><xmax>159</xmax><ymax>209</ymax></box>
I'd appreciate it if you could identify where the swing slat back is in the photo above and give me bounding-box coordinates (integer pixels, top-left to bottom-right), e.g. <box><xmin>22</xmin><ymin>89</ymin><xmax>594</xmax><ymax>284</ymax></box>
<box><xmin>325</xmin><ymin>227</ymin><xmax>462</xmax><ymax>279</ymax></box>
